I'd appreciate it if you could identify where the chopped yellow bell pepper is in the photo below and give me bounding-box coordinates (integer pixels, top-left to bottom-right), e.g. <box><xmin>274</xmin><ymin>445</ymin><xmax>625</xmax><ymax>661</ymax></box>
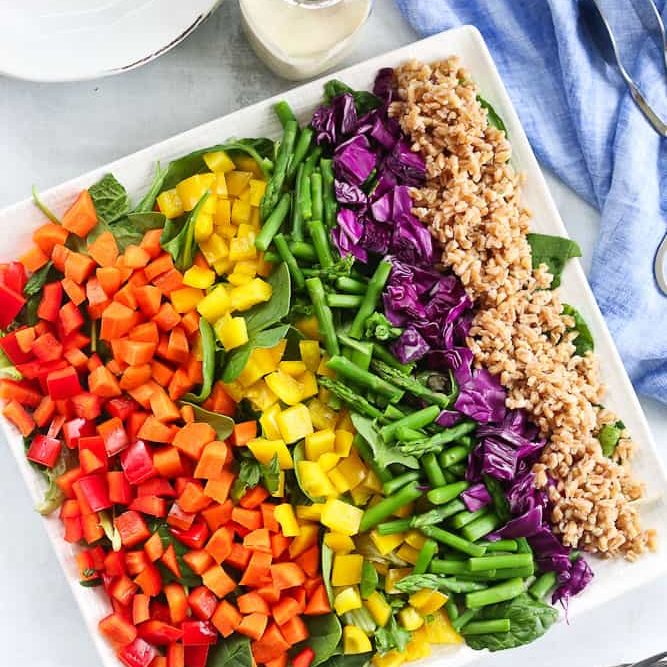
<box><xmin>234</xmin><ymin>260</ymin><xmax>258</xmax><ymax>277</ymax></box>
<box><xmin>370</xmin><ymin>530</ymin><xmax>404</xmax><ymax>556</ymax></box>
<box><xmin>343</xmin><ymin>626</ymin><xmax>372</xmax><ymax>655</ymax></box>
<box><xmin>323</xmin><ymin>532</ymin><xmax>355</xmax><ymax>554</ymax></box>
<box><xmin>398</xmin><ymin>606</ymin><xmax>424</xmax><ymax>631</ymax></box>
<box><xmin>231</xmin><ymin>199</ymin><xmax>252</xmax><ymax>225</ymax></box>
<box><xmin>405</xmin><ymin>630</ymin><xmax>431</xmax><ymax>661</ymax></box>
<box><xmin>329</xmin><ymin>469</ymin><xmax>352</xmax><ymax>495</ymax></box>
<box><xmin>336</xmin><ymin>410</ymin><xmax>355</xmax><ymax>433</ymax></box>
<box><xmin>224</xmin><ymin>170</ymin><xmax>252</xmax><ymax>196</ymax></box>
<box><xmin>213</xmin><ymin>258</ymin><xmax>234</xmax><ymax>276</ymax></box>
<box><xmin>335</xmin><ymin>452</ymin><xmax>367</xmax><ymax>490</ymax></box>
<box><xmin>404</xmin><ymin>530</ymin><xmax>427</xmax><ymax>551</ymax></box>
<box><xmin>230</xmin><ymin>278</ymin><xmax>272</xmax><ymax>311</ymax></box>
<box><xmin>307</xmin><ymin>399</ymin><xmax>338</xmax><ymax>431</ymax></box>
<box><xmin>424</xmin><ymin>610</ymin><xmax>463</xmax><ymax>645</ymax></box>
<box><xmin>362</xmin><ymin>470</ymin><xmax>383</xmax><ymax>493</ymax></box>
<box><xmin>237</xmin><ymin>358</ymin><xmax>265</xmax><ymax>388</ymax></box>
<box><xmin>385</xmin><ymin>568</ymin><xmax>412</xmax><ymax>594</ymax></box>
<box><xmin>201</xmin><ymin>194</ymin><xmax>217</xmax><ymax>216</ymax></box>
<box><xmin>349</xmin><ymin>485</ymin><xmax>373</xmax><ymax>506</ymax></box>
<box><xmin>299</xmin><ymin>340</ymin><xmax>321</xmax><ymax>372</ymax></box>
<box><xmin>266</xmin><ymin>370</ymin><xmax>303</xmax><ymax>406</ymax></box>
<box><xmin>228</xmin><ymin>272</ymin><xmax>253</xmax><ymax>287</ymax></box>
<box><xmin>268</xmin><ymin>340</ymin><xmax>287</xmax><ymax>365</ymax></box>
<box><xmin>318</xmin><ymin>452</ymin><xmax>340</xmax><ymax>472</ymax></box>
<box><xmin>170</xmin><ymin>287</ymin><xmax>204</xmax><ymax>314</ymax></box>
<box><xmin>199</xmin><ymin>234</ymin><xmax>228</xmax><ymax>266</ymax></box>
<box><xmin>279</xmin><ymin>360</ymin><xmax>307</xmax><ymax>377</ymax></box>
<box><xmin>288</xmin><ymin>522</ymin><xmax>319</xmax><ymax>558</ymax></box>
<box><xmin>238</xmin><ymin>187</ymin><xmax>252</xmax><ymax>203</ymax></box>
<box><xmin>334</xmin><ymin>587</ymin><xmax>362</xmax><ymax>615</ymax></box>
<box><xmin>294</xmin><ymin>316</ymin><xmax>321</xmax><ymax>341</ymax></box>
<box><xmin>228</xmin><ymin>236</ymin><xmax>256</xmax><ymax>263</ymax></box>
<box><xmin>197</xmin><ymin>285</ymin><xmax>230</xmax><ymax>322</ymax></box>
<box><xmin>372</xmin><ymin>651</ymin><xmax>405</xmax><ymax>667</ymax></box>
<box><xmin>297</xmin><ymin>371</ymin><xmax>318</xmax><ymax>400</ymax></box>
<box><xmin>393</xmin><ymin>502</ymin><xmax>414</xmax><ymax>519</ymax></box>
<box><xmin>277</xmin><ymin>403</ymin><xmax>313</xmax><ymax>443</ymax></box>
<box><xmin>221</xmin><ymin>380</ymin><xmax>244</xmax><ymax>402</ymax></box>
<box><xmin>296</xmin><ymin>461</ymin><xmax>336</xmax><ymax>499</ymax></box>
<box><xmin>203</xmin><ymin>150</ymin><xmax>235</xmax><ymax>173</ymax></box>
<box><xmin>176</xmin><ymin>173</ymin><xmax>215</xmax><ymax>211</ymax></box>
<box><xmin>233</xmin><ymin>155</ymin><xmax>263</xmax><ymax>178</ymax></box>
<box><xmin>320</xmin><ymin>499</ymin><xmax>363</xmax><ymax>536</ymax></box>
<box><xmin>244</xmin><ymin>380</ymin><xmax>278</xmax><ymax>412</ymax></box>
<box><xmin>365</xmin><ymin>591</ymin><xmax>392</xmax><ymax>627</ymax></box>
<box><xmin>409</xmin><ymin>589</ymin><xmax>448</xmax><ymax>615</ymax></box>
<box><xmin>274</xmin><ymin>504</ymin><xmax>300</xmax><ymax>537</ymax></box>
<box><xmin>248</xmin><ymin>179</ymin><xmax>267</xmax><ymax>206</ymax></box>
<box><xmin>296</xmin><ymin>504</ymin><xmax>324</xmax><ymax>522</ymax></box>
<box><xmin>259</xmin><ymin>403</ymin><xmax>282</xmax><ymax>440</ymax></box>
<box><xmin>248</xmin><ymin>438</ymin><xmax>293</xmax><ymax>469</ymax></box>
<box><xmin>156</xmin><ymin>189</ymin><xmax>184</xmax><ymax>219</ymax></box>
<box><xmin>396</xmin><ymin>544</ymin><xmax>420</xmax><ymax>565</ymax></box>
<box><xmin>305</xmin><ymin>429</ymin><xmax>336</xmax><ymax>460</ymax></box>
<box><xmin>194</xmin><ymin>213</ymin><xmax>214</xmax><ymax>243</ymax></box>
<box><xmin>215</xmin><ymin>315</ymin><xmax>248</xmax><ymax>350</ymax></box>
<box><xmin>214</xmin><ymin>173</ymin><xmax>228</xmax><ymax>198</ymax></box>
<box><xmin>332</xmin><ymin>554</ymin><xmax>363</xmax><ymax>587</ymax></box>
<box><xmin>334</xmin><ymin>430</ymin><xmax>354</xmax><ymax>457</ymax></box>
<box><xmin>183</xmin><ymin>265</ymin><xmax>215</xmax><ymax>289</ymax></box>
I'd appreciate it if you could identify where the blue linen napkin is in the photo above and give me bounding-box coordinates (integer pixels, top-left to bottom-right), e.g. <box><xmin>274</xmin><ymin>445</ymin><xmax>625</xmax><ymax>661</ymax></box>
<box><xmin>395</xmin><ymin>0</ymin><xmax>667</xmax><ymax>404</ymax></box>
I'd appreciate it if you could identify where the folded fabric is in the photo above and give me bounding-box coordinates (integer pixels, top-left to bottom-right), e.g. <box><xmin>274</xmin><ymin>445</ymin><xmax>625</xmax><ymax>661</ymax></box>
<box><xmin>395</xmin><ymin>0</ymin><xmax>667</xmax><ymax>403</ymax></box>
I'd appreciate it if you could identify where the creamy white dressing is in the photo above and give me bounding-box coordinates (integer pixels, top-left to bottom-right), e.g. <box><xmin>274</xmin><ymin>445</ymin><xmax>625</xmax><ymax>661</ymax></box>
<box><xmin>240</xmin><ymin>0</ymin><xmax>373</xmax><ymax>80</ymax></box>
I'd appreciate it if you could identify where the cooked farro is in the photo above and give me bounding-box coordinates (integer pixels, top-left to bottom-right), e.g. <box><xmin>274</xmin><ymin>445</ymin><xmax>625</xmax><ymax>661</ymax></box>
<box><xmin>392</xmin><ymin>57</ymin><xmax>649</xmax><ymax>558</ymax></box>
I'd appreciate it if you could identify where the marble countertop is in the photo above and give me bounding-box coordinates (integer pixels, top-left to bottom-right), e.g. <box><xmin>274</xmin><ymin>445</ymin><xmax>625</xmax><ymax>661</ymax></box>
<box><xmin>0</xmin><ymin>2</ymin><xmax>665</xmax><ymax>666</ymax></box>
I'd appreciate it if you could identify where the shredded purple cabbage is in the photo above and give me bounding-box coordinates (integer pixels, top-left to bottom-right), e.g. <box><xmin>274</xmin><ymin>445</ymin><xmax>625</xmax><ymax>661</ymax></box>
<box><xmin>461</xmin><ymin>483</ymin><xmax>492</xmax><ymax>512</ymax></box>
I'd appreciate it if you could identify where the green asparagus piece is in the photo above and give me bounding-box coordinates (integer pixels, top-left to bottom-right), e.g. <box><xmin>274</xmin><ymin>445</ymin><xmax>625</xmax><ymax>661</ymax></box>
<box><xmin>377</xmin><ymin>518</ymin><xmax>412</xmax><ymax>535</ymax></box>
<box><xmin>371</xmin><ymin>344</ymin><xmax>414</xmax><ymax>374</ymax></box>
<box><xmin>468</xmin><ymin>554</ymin><xmax>534</xmax><ymax>572</ymax></box>
<box><xmin>255</xmin><ymin>193</ymin><xmax>291</xmax><ymax>252</ymax></box>
<box><xmin>451</xmin><ymin>608</ymin><xmax>479</xmax><ymax>633</ymax></box>
<box><xmin>380</xmin><ymin>405</ymin><xmax>440</xmax><ymax>442</ymax></box>
<box><xmin>528</xmin><ymin>571</ymin><xmax>558</xmax><ymax>600</ymax></box>
<box><xmin>427</xmin><ymin>481</ymin><xmax>470</xmax><ymax>506</ymax></box>
<box><xmin>317</xmin><ymin>378</ymin><xmax>383</xmax><ymax>421</ymax></box>
<box><xmin>302</xmin><ymin>146</ymin><xmax>323</xmax><ymax>178</ymax></box>
<box><xmin>310</xmin><ymin>172</ymin><xmax>323</xmax><ymax>223</ymax></box>
<box><xmin>273</xmin><ymin>233</ymin><xmax>304</xmax><ymax>290</ymax></box>
<box><xmin>348</xmin><ymin>260</ymin><xmax>392</xmax><ymax>339</ymax></box>
<box><xmin>422</xmin><ymin>453</ymin><xmax>446</xmax><ymax>488</ymax></box>
<box><xmin>320</xmin><ymin>158</ymin><xmax>336</xmax><ymax>228</ymax></box>
<box><xmin>371</xmin><ymin>359</ymin><xmax>458</xmax><ymax>409</ymax></box>
<box><xmin>305</xmin><ymin>277</ymin><xmax>339</xmax><ymax>357</ymax></box>
<box><xmin>478</xmin><ymin>539</ymin><xmax>518</xmax><ymax>553</ymax></box>
<box><xmin>335</xmin><ymin>276</ymin><xmax>367</xmax><ymax>294</ymax></box>
<box><xmin>273</xmin><ymin>100</ymin><xmax>297</xmax><ymax>128</ymax></box>
<box><xmin>307</xmin><ymin>219</ymin><xmax>335</xmax><ymax>268</ymax></box>
<box><xmin>461</xmin><ymin>619</ymin><xmax>511</xmax><ymax>636</ymax></box>
<box><xmin>382</xmin><ymin>471</ymin><xmax>420</xmax><ymax>496</ymax></box>
<box><xmin>450</xmin><ymin>509</ymin><xmax>490</xmax><ymax>530</ymax></box>
<box><xmin>413</xmin><ymin>539</ymin><xmax>438</xmax><ymax>575</ymax></box>
<box><xmin>410</xmin><ymin>500</ymin><xmax>466</xmax><ymax>529</ymax></box>
<box><xmin>291</xmin><ymin>163</ymin><xmax>305</xmax><ymax>241</ymax></box>
<box><xmin>439</xmin><ymin>444</ymin><xmax>471</xmax><ymax>469</ymax></box>
<box><xmin>461</xmin><ymin>513</ymin><xmax>502</xmax><ymax>542</ymax></box>
<box><xmin>261</xmin><ymin>120</ymin><xmax>297</xmax><ymax>220</ymax></box>
<box><xmin>398</xmin><ymin>421</ymin><xmax>478</xmax><ymax>456</ymax></box>
<box><xmin>326</xmin><ymin>355</ymin><xmax>404</xmax><ymax>403</ymax></box>
<box><xmin>420</xmin><ymin>526</ymin><xmax>487</xmax><ymax>558</ymax></box>
<box><xmin>465</xmin><ymin>577</ymin><xmax>526</xmax><ymax>609</ymax></box>
<box><xmin>359</xmin><ymin>482</ymin><xmax>422</xmax><ymax>532</ymax></box>
<box><xmin>353</xmin><ymin>434</ymin><xmax>392</xmax><ymax>484</ymax></box>
<box><xmin>326</xmin><ymin>294</ymin><xmax>363</xmax><ymax>308</ymax></box>
<box><xmin>300</xmin><ymin>173</ymin><xmax>312</xmax><ymax>221</ymax></box>
<box><xmin>290</xmin><ymin>241</ymin><xmax>317</xmax><ymax>263</ymax></box>
<box><xmin>286</xmin><ymin>127</ymin><xmax>313</xmax><ymax>182</ymax></box>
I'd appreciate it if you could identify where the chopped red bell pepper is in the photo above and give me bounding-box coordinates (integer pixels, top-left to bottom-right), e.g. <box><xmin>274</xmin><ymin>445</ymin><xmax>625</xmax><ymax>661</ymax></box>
<box><xmin>137</xmin><ymin>620</ymin><xmax>183</xmax><ymax>645</ymax></box>
<box><xmin>107</xmin><ymin>395</ymin><xmax>140</xmax><ymax>421</ymax></box>
<box><xmin>0</xmin><ymin>283</ymin><xmax>26</xmax><ymax>329</ymax></box>
<box><xmin>115</xmin><ymin>510</ymin><xmax>151</xmax><ymax>548</ymax></box>
<box><xmin>137</xmin><ymin>477</ymin><xmax>176</xmax><ymax>498</ymax></box>
<box><xmin>46</xmin><ymin>365</ymin><xmax>82</xmax><ymax>399</ymax></box>
<box><xmin>26</xmin><ymin>434</ymin><xmax>62</xmax><ymax>468</ymax></box>
<box><xmin>18</xmin><ymin>358</ymin><xmax>68</xmax><ymax>381</ymax></box>
<box><xmin>181</xmin><ymin>621</ymin><xmax>216</xmax><ymax>646</ymax></box>
<box><xmin>108</xmin><ymin>470</ymin><xmax>134</xmax><ymax>505</ymax></box>
<box><xmin>99</xmin><ymin>417</ymin><xmax>129</xmax><ymax>456</ymax></box>
<box><xmin>70</xmin><ymin>392</ymin><xmax>102</xmax><ymax>420</ymax></box>
<box><xmin>31</xmin><ymin>332</ymin><xmax>63</xmax><ymax>362</ymax></box>
<box><xmin>184</xmin><ymin>644</ymin><xmax>209</xmax><ymax>667</ymax></box>
<box><xmin>117</xmin><ymin>638</ymin><xmax>158</xmax><ymax>667</ymax></box>
<box><xmin>187</xmin><ymin>587</ymin><xmax>217</xmax><ymax>621</ymax></box>
<box><xmin>62</xmin><ymin>418</ymin><xmax>96</xmax><ymax>449</ymax></box>
<box><xmin>74</xmin><ymin>473</ymin><xmax>112</xmax><ymax>512</ymax></box>
<box><xmin>129</xmin><ymin>495</ymin><xmax>167</xmax><ymax>518</ymax></box>
<box><xmin>0</xmin><ymin>330</ymin><xmax>33</xmax><ymax>364</ymax></box>
<box><xmin>292</xmin><ymin>647</ymin><xmax>316</xmax><ymax>667</ymax></box>
<box><xmin>36</xmin><ymin>281</ymin><xmax>62</xmax><ymax>322</ymax></box>
<box><xmin>121</xmin><ymin>440</ymin><xmax>157</xmax><ymax>485</ymax></box>
<box><xmin>58</xmin><ymin>301</ymin><xmax>85</xmax><ymax>336</ymax></box>
<box><xmin>78</xmin><ymin>435</ymin><xmax>108</xmax><ymax>471</ymax></box>
<box><xmin>169</xmin><ymin>521</ymin><xmax>209</xmax><ymax>551</ymax></box>
<box><xmin>2</xmin><ymin>261</ymin><xmax>27</xmax><ymax>294</ymax></box>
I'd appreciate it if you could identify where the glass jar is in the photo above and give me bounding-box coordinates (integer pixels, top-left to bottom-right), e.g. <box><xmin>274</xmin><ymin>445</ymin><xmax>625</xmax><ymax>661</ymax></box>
<box><xmin>239</xmin><ymin>0</ymin><xmax>374</xmax><ymax>81</ymax></box>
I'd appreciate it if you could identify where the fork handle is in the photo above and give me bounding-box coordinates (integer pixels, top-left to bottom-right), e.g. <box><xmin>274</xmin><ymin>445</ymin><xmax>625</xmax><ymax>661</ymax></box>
<box><xmin>628</xmin><ymin>82</ymin><xmax>667</xmax><ymax>136</ymax></box>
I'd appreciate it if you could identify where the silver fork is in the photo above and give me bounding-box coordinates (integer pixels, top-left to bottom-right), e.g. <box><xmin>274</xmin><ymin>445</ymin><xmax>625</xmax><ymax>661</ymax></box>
<box><xmin>612</xmin><ymin>651</ymin><xmax>667</xmax><ymax>667</ymax></box>
<box><xmin>579</xmin><ymin>0</ymin><xmax>667</xmax><ymax>136</ymax></box>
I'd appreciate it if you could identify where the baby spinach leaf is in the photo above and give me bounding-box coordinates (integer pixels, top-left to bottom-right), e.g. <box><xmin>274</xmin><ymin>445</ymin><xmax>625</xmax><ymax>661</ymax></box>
<box><xmin>32</xmin><ymin>186</ymin><xmax>60</xmax><ymax>223</ymax></box>
<box><xmin>293</xmin><ymin>441</ymin><xmax>326</xmax><ymax>503</ymax></box>
<box><xmin>183</xmin><ymin>318</ymin><xmax>216</xmax><ymax>404</ymax></box>
<box><xmin>98</xmin><ymin>511</ymin><xmax>122</xmax><ymax>551</ymax></box>
<box><xmin>477</xmin><ymin>95</ymin><xmax>507</xmax><ymax>134</ymax></box>
<box><xmin>465</xmin><ymin>593</ymin><xmax>558</xmax><ymax>651</ymax></box>
<box><xmin>599</xmin><ymin>420</ymin><xmax>624</xmax><ymax>458</ymax></box>
<box><xmin>221</xmin><ymin>324</ymin><xmax>290</xmax><ymax>383</ymax></box>
<box><xmin>207</xmin><ymin>635</ymin><xmax>254</xmax><ymax>667</ymax></box>
<box><xmin>351</xmin><ymin>413</ymin><xmax>419</xmax><ymax>470</ymax></box>
<box><xmin>321</xmin><ymin>543</ymin><xmax>335</xmax><ymax>606</ymax></box>
<box><xmin>360</xmin><ymin>559</ymin><xmax>379</xmax><ymax>599</ymax></box>
<box><xmin>0</xmin><ymin>346</ymin><xmax>21</xmax><ymax>380</ymax></box>
<box><xmin>177</xmin><ymin>401</ymin><xmax>234</xmax><ymax>440</ymax></box>
<box><xmin>161</xmin><ymin>192</ymin><xmax>208</xmax><ymax>271</ymax></box>
<box><xmin>319</xmin><ymin>655</ymin><xmax>373</xmax><ymax>667</ymax></box>
<box><xmin>24</xmin><ymin>261</ymin><xmax>54</xmax><ymax>296</ymax></box>
<box><xmin>111</xmin><ymin>212</ymin><xmax>166</xmax><ymax>251</ymax></box>
<box><xmin>89</xmin><ymin>173</ymin><xmax>130</xmax><ymax>224</ymax></box>
<box><xmin>562</xmin><ymin>304</ymin><xmax>594</xmax><ymax>356</ymax></box>
<box><xmin>304</xmin><ymin>614</ymin><xmax>342</xmax><ymax>667</ymax></box>
<box><xmin>134</xmin><ymin>162</ymin><xmax>166</xmax><ymax>213</ymax></box>
<box><xmin>35</xmin><ymin>448</ymin><xmax>76</xmax><ymax>515</ymax></box>
<box><xmin>526</xmin><ymin>233</ymin><xmax>582</xmax><ymax>288</ymax></box>
<box><xmin>232</xmin><ymin>454</ymin><xmax>280</xmax><ymax>499</ymax></box>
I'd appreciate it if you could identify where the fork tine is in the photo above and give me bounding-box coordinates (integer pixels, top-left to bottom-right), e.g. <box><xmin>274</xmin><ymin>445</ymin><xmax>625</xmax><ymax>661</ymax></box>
<box><xmin>630</xmin><ymin>651</ymin><xmax>667</xmax><ymax>667</ymax></box>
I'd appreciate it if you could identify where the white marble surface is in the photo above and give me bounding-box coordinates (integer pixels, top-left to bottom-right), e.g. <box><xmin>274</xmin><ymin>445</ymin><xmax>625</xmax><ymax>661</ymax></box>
<box><xmin>0</xmin><ymin>2</ymin><xmax>665</xmax><ymax>666</ymax></box>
